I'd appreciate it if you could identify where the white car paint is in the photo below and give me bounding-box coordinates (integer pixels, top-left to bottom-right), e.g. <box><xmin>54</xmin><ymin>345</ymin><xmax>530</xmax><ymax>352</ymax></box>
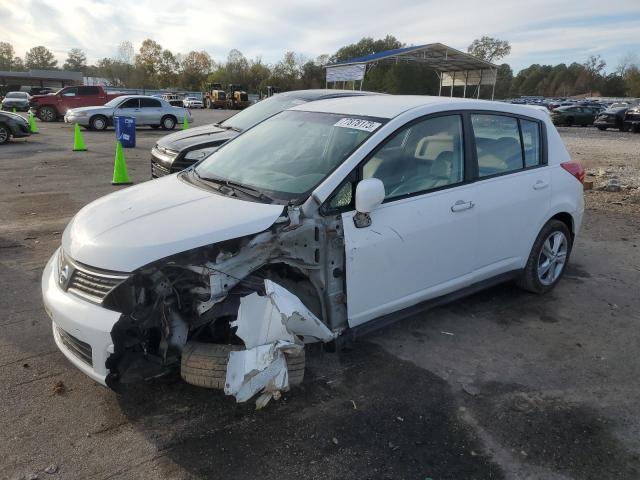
<box><xmin>62</xmin><ymin>174</ymin><xmax>285</xmax><ymax>272</ymax></box>
<box><xmin>42</xmin><ymin>95</ymin><xmax>584</xmax><ymax>387</ymax></box>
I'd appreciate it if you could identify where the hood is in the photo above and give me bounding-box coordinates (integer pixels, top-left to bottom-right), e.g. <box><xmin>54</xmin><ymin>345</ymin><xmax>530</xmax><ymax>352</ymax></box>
<box><xmin>62</xmin><ymin>174</ymin><xmax>284</xmax><ymax>272</ymax></box>
<box><xmin>2</xmin><ymin>97</ymin><xmax>29</xmax><ymax>104</ymax></box>
<box><xmin>0</xmin><ymin>111</ymin><xmax>28</xmax><ymax>123</ymax></box>
<box><xmin>30</xmin><ymin>93</ymin><xmax>56</xmax><ymax>101</ymax></box>
<box><xmin>157</xmin><ymin>123</ymin><xmax>238</xmax><ymax>151</ymax></box>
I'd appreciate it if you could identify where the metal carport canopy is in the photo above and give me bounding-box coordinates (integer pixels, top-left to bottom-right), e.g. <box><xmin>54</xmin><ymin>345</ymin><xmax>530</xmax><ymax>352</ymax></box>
<box><xmin>324</xmin><ymin>42</ymin><xmax>498</xmax><ymax>99</ymax></box>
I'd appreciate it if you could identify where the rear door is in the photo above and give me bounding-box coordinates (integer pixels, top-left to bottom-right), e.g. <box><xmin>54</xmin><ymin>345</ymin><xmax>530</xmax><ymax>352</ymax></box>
<box><xmin>77</xmin><ymin>86</ymin><xmax>101</xmax><ymax>107</ymax></box>
<box><xmin>139</xmin><ymin>98</ymin><xmax>163</xmax><ymax>125</ymax></box>
<box><xmin>338</xmin><ymin>114</ymin><xmax>478</xmax><ymax>327</ymax></box>
<box><xmin>470</xmin><ymin>113</ymin><xmax>550</xmax><ymax>280</ymax></box>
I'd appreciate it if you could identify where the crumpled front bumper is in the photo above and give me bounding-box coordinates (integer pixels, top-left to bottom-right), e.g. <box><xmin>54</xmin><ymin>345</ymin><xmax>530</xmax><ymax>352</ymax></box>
<box><xmin>42</xmin><ymin>249</ymin><xmax>121</xmax><ymax>385</ymax></box>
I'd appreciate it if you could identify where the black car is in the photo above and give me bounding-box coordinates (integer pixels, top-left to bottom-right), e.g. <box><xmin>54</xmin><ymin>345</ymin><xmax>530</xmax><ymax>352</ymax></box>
<box><xmin>624</xmin><ymin>106</ymin><xmax>640</xmax><ymax>133</ymax></box>
<box><xmin>150</xmin><ymin>89</ymin><xmax>380</xmax><ymax>178</ymax></box>
<box><xmin>1</xmin><ymin>91</ymin><xmax>31</xmax><ymax>112</ymax></box>
<box><xmin>594</xmin><ymin>107</ymin><xmax>628</xmax><ymax>131</ymax></box>
<box><xmin>0</xmin><ymin>111</ymin><xmax>31</xmax><ymax>144</ymax></box>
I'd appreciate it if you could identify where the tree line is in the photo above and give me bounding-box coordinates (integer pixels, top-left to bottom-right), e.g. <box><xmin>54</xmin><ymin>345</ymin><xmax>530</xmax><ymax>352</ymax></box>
<box><xmin>1</xmin><ymin>36</ymin><xmax>639</xmax><ymax>98</ymax></box>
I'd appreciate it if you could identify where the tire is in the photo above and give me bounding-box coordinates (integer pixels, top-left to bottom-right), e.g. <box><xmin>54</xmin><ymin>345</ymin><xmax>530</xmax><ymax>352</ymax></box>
<box><xmin>161</xmin><ymin>115</ymin><xmax>176</xmax><ymax>130</ymax></box>
<box><xmin>90</xmin><ymin>115</ymin><xmax>108</xmax><ymax>131</ymax></box>
<box><xmin>516</xmin><ymin>219</ymin><xmax>572</xmax><ymax>294</ymax></box>
<box><xmin>597</xmin><ymin>126</ymin><xmax>606</xmax><ymax>131</ymax></box>
<box><xmin>38</xmin><ymin>106</ymin><xmax>57</xmax><ymax>122</ymax></box>
<box><xmin>205</xmin><ymin>98</ymin><xmax>212</xmax><ymax>109</ymax></box>
<box><xmin>181</xmin><ymin>342</ymin><xmax>306</xmax><ymax>390</ymax></box>
<box><xmin>0</xmin><ymin>124</ymin><xmax>10</xmax><ymax>144</ymax></box>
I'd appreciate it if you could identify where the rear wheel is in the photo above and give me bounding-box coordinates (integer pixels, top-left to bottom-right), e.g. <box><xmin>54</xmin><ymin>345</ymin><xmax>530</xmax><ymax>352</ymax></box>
<box><xmin>38</xmin><ymin>106</ymin><xmax>57</xmax><ymax>122</ymax></box>
<box><xmin>161</xmin><ymin>115</ymin><xmax>176</xmax><ymax>130</ymax></box>
<box><xmin>0</xmin><ymin>124</ymin><xmax>10</xmax><ymax>144</ymax></box>
<box><xmin>517</xmin><ymin>220</ymin><xmax>572</xmax><ymax>294</ymax></box>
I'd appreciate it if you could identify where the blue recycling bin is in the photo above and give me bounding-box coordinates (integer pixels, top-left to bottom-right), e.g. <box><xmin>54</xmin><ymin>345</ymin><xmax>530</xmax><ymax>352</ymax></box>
<box><xmin>114</xmin><ymin>116</ymin><xmax>136</xmax><ymax>148</ymax></box>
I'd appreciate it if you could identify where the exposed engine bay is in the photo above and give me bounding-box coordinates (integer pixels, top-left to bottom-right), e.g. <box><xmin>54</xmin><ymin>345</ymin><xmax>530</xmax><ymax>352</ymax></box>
<box><xmin>103</xmin><ymin>208</ymin><xmax>346</xmax><ymax>404</ymax></box>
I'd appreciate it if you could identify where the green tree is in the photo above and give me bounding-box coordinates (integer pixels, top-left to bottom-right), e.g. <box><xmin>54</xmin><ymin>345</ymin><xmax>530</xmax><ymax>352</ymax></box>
<box><xmin>0</xmin><ymin>42</ymin><xmax>15</xmax><ymax>70</ymax></box>
<box><xmin>158</xmin><ymin>49</ymin><xmax>179</xmax><ymax>88</ymax></box>
<box><xmin>24</xmin><ymin>46</ymin><xmax>58</xmax><ymax>69</ymax></box>
<box><xmin>332</xmin><ymin>35</ymin><xmax>404</xmax><ymax>63</ymax></box>
<box><xmin>135</xmin><ymin>39</ymin><xmax>163</xmax><ymax>87</ymax></box>
<box><xmin>467</xmin><ymin>36</ymin><xmax>511</xmax><ymax>63</ymax></box>
<box><xmin>493</xmin><ymin>63</ymin><xmax>513</xmax><ymax>99</ymax></box>
<box><xmin>63</xmin><ymin>48</ymin><xmax>87</xmax><ymax>71</ymax></box>
<box><xmin>180</xmin><ymin>51</ymin><xmax>213</xmax><ymax>90</ymax></box>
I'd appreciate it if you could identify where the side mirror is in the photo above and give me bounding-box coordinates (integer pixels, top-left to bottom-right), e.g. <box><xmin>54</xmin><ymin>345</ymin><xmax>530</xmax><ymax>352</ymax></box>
<box><xmin>354</xmin><ymin>178</ymin><xmax>385</xmax><ymax>228</ymax></box>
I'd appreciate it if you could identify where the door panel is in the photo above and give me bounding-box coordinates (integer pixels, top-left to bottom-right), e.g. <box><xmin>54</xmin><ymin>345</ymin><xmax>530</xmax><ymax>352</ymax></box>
<box><xmin>343</xmin><ymin>184</ymin><xmax>478</xmax><ymax>327</ymax></box>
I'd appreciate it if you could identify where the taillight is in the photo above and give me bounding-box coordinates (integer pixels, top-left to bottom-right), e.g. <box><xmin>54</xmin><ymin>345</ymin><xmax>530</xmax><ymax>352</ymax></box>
<box><xmin>560</xmin><ymin>161</ymin><xmax>585</xmax><ymax>184</ymax></box>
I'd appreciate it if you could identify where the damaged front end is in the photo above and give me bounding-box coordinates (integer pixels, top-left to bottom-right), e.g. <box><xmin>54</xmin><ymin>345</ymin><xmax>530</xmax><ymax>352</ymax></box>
<box><xmin>103</xmin><ymin>207</ymin><xmax>347</xmax><ymax>403</ymax></box>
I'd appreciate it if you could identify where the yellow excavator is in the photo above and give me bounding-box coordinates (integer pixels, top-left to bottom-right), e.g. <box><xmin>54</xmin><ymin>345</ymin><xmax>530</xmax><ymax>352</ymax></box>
<box><xmin>203</xmin><ymin>83</ymin><xmax>227</xmax><ymax>109</ymax></box>
<box><xmin>227</xmin><ymin>84</ymin><xmax>251</xmax><ymax>109</ymax></box>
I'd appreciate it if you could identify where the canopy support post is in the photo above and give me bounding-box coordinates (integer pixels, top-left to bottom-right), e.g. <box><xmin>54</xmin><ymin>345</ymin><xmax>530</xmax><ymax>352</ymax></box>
<box><xmin>463</xmin><ymin>71</ymin><xmax>468</xmax><ymax>98</ymax></box>
<box><xmin>438</xmin><ymin>72</ymin><xmax>442</xmax><ymax>96</ymax></box>
<box><xmin>491</xmin><ymin>68</ymin><xmax>497</xmax><ymax>100</ymax></box>
<box><xmin>477</xmin><ymin>70</ymin><xmax>483</xmax><ymax>99</ymax></box>
<box><xmin>450</xmin><ymin>71</ymin><xmax>456</xmax><ymax>97</ymax></box>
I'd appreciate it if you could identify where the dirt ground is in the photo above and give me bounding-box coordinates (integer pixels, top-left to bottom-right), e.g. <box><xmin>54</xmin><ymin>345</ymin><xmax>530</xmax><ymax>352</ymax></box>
<box><xmin>1</xmin><ymin>112</ymin><xmax>639</xmax><ymax>480</ymax></box>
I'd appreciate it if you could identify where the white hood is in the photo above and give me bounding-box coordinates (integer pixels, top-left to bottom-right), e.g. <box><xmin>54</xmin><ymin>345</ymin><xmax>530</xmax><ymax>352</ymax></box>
<box><xmin>62</xmin><ymin>174</ymin><xmax>284</xmax><ymax>272</ymax></box>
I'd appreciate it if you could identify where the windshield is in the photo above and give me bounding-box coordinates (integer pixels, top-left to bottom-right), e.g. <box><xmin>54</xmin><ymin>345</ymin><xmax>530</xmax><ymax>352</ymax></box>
<box><xmin>220</xmin><ymin>95</ymin><xmax>308</xmax><ymax>131</ymax></box>
<box><xmin>195</xmin><ymin>110</ymin><xmax>384</xmax><ymax>202</ymax></box>
<box><xmin>6</xmin><ymin>92</ymin><xmax>26</xmax><ymax>98</ymax></box>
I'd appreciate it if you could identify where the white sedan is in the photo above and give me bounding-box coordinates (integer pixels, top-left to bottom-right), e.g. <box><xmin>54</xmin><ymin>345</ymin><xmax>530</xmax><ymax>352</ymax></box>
<box><xmin>64</xmin><ymin>95</ymin><xmax>193</xmax><ymax>130</ymax></box>
<box><xmin>183</xmin><ymin>97</ymin><xmax>204</xmax><ymax>108</ymax></box>
<box><xmin>43</xmin><ymin>95</ymin><xmax>584</xmax><ymax>401</ymax></box>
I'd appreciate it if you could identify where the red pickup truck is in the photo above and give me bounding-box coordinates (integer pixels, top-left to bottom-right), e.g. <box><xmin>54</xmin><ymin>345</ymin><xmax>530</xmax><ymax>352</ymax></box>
<box><xmin>30</xmin><ymin>86</ymin><xmax>123</xmax><ymax>122</ymax></box>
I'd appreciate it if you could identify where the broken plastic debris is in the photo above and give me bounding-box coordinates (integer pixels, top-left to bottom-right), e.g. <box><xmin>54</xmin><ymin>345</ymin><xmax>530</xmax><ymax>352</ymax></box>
<box><xmin>225</xmin><ymin>280</ymin><xmax>337</xmax><ymax>406</ymax></box>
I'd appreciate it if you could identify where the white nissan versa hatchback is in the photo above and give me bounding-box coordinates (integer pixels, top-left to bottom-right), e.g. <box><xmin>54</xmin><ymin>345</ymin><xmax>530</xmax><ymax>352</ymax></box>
<box><xmin>42</xmin><ymin>95</ymin><xmax>584</xmax><ymax>401</ymax></box>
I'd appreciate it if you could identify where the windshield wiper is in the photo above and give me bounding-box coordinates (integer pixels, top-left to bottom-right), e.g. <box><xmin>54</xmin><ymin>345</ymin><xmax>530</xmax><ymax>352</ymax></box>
<box><xmin>193</xmin><ymin>171</ymin><xmax>273</xmax><ymax>203</ymax></box>
<box><xmin>214</xmin><ymin>122</ymin><xmax>241</xmax><ymax>132</ymax></box>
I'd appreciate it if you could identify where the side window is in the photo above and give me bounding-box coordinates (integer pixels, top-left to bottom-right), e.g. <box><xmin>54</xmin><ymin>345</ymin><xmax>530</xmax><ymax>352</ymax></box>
<box><xmin>520</xmin><ymin>119</ymin><xmax>541</xmax><ymax>167</ymax></box>
<box><xmin>77</xmin><ymin>86</ymin><xmax>99</xmax><ymax>96</ymax></box>
<box><xmin>471</xmin><ymin>114</ymin><xmax>523</xmax><ymax>177</ymax></box>
<box><xmin>119</xmin><ymin>98</ymin><xmax>139</xmax><ymax>109</ymax></box>
<box><xmin>140</xmin><ymin>98</ymin><xmax>161</xmax><ymax>108</ymax></box>
<box><xmin>362</xmin><ymin>115</ymin><xmax>464</xmax><ymax>199</ymax></box>
<box><xmin>61</xmin><ymin>87</ymin><xmax>78</xmax><ymax>97</ymax></box>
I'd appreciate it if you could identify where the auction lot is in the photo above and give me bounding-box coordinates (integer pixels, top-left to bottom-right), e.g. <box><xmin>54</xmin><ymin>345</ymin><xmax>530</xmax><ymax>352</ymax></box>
<box><xmin>2</xmin><ymin>109</ymin><xmax>640</xmax><ymax>479</ymax></box>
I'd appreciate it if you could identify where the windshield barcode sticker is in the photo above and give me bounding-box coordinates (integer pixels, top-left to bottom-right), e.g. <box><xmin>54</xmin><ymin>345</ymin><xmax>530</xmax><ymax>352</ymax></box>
<box><xmin>334</xmin><ymin>118</ymin><xmax>382</xmax><ymax>132</ymax></box>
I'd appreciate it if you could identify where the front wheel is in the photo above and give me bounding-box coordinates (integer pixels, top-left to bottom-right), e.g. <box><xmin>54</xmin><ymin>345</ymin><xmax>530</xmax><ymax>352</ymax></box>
<box><xmin>38</xmin><ymin>106</ymin><xmax>57</xmax><ymax>122</ymax></box>
<box><xmin>516</xmin><ymin>220</ymin><xmax>572</xmax><ymax>294</ymax></box>
<box><xmin>90</xmin><ymin>115</ymin><xmax>108</xmax><ymax>131</ymax></box>
<box><xmin>161</xmin><ymin>115</ymin><xmax>176</xmax><ymax>130</ymax></box>
<box><xmin>0</xmin><ymin>124</ymin><xmax>10</xmax><ymax>144</ymax></box>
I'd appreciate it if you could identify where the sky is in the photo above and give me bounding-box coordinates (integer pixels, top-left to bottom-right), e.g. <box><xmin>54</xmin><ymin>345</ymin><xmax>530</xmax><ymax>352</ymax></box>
<box><xmin>1</xmin><ymin>0</ymin><xmax>639</xmax><ymax>73</ymax></box>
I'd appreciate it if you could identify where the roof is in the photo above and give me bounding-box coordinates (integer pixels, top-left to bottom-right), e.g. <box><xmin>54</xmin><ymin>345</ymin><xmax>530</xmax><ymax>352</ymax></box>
<box><xmin>328</xmin><ymin>43</ymin><xmax>497</xmax><ymax>72</ymax></box>
<box><xmin>290</xmin><ymin>95</ymin><xmax>549</xmax><ymax>122</ymax></box>
<box><xmin>0</xmin><ymin>69</ymin><xmax>82</xmax><ymax>81</ymax></box>
<box><xmin>277</xmin><ymin>89</ymin><xmax>381</xmax><ymax>100</ymax></box>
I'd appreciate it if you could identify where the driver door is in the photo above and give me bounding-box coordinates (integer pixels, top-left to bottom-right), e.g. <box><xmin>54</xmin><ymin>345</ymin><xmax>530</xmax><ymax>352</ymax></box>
<box><xmin>338</xmin><ymin>114</ymin><xmax>478</xmax><ymax>327</ymax></box>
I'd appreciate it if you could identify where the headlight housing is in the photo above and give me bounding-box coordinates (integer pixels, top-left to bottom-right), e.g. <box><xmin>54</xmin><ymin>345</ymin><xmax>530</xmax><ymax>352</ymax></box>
<box><xmin>185</xmin><ymin>147</ymin><xmax>218</xmax><ymax>161</ymax></box>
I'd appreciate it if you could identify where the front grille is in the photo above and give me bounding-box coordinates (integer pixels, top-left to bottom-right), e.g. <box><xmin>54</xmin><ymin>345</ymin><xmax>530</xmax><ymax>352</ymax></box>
<box><xmin>626</xmin><ymin>113</ymin><xmax>640</xmax><ymax>121</ymax></box>
<box><xmin>58</xmin><ymin>327</ymin><xmax>93</xmax><ymax>366</ymax></box>
<box><xmin>67</xmin><ymin>262</ymin><xmax>129</xmax><ymax>303</ymax></box>
<box><xmin>151</xmin><ymin>160</ymin><xmax>171</xmax><ymax>177</ymax></box>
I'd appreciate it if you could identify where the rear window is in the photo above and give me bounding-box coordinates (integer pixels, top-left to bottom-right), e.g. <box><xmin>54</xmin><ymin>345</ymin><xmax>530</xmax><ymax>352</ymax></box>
<box><xmin>140</xmin><ymin>98</ymin><xmax>161</xmax><ymax>108</ymax></box>
<box><xmin>471</xmin><ymin>114</ymin><xmax>542</xmax><ymax>177</ymax></box>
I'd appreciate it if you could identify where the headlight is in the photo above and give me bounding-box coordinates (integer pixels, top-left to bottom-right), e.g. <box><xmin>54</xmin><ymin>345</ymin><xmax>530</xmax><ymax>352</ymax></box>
<box><xmin>185</xmin><ymin>147</ymin><xmax>218</xmax><ymax>161</ymax></box>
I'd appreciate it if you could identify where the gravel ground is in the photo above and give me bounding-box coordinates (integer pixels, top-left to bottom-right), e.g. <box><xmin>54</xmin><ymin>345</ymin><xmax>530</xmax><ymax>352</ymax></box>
<box><xmin>1</xmin><ymin>116</ymin><xmax>639</xmax><ymax>480</ymax></box>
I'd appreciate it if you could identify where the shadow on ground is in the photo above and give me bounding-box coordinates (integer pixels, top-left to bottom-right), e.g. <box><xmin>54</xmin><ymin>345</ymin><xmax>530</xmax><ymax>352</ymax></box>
<box><xmin>116</xmin><ymin>343</ymin><xmax>504</xmax><ymax>480</ymax></box>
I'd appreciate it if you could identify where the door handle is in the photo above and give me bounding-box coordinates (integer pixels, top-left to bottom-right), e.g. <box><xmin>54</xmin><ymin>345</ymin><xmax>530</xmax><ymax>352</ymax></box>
<box><xmin>451</xmin><ymin>200</ymin><xmax>475</xmax><ymax>212</ymax></box>
<box><xmin>533</xmin><ymin>180</ymin><xmax>549</xmax><ymax>190</ymax></box>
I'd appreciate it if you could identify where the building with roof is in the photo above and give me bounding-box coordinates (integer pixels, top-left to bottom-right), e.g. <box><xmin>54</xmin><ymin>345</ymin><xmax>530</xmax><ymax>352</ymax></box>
<box><xmin>0</xmin><ymin>69</ymin><xmax>83</xmax><ymax>92</ymax></box>
<box><xmin>325</xmin><ymin>43</ymin><xmax>498</xmax><ymax>99</ymax></box>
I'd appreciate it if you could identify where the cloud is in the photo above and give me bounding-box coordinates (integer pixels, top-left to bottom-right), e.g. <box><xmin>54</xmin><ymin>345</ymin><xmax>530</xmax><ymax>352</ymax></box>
<box><xmin>0</xmin><ymin>0</ymin><xmax>639</xmax><ymax>72</ymax></box>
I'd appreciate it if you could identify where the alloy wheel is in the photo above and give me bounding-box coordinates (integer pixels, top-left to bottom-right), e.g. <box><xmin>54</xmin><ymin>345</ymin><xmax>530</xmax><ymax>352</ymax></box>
<box><xmin>537</xmin><ymin>231</ymin><xmax>568</xmax><ymax>286</ymax></box>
